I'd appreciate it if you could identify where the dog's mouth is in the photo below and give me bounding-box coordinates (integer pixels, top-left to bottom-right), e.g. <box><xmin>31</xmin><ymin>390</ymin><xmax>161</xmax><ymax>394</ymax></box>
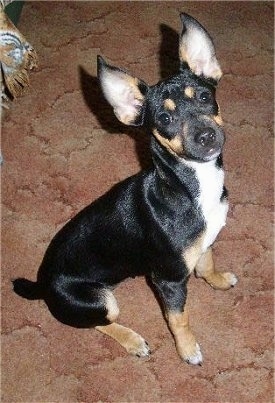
<box><xmin>202</xmin><ymin>148</ymin><xmax>222</xmax><ymax>161</ymax></box>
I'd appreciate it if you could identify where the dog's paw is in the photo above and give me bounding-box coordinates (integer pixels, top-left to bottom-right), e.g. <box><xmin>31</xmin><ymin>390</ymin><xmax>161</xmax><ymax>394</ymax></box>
<box><xmin>184</xmin><ymin>342</ymin><xmax>203</xmax><ymax>366</ymax></box>
<box><xmin>135</xmin><ymin>340</ymin><xmax>151</xmax><ymax>358</ymax></box>
<box><xmin>224</xmin><ymin>272</ymin><xmax>238</xmax><ymax>287</ymax></box>
<box><xmin>204</xmin><ymin>271</ymin><xmax>238</xmax><ymax>290</ymax></box>
<box><xmin>125</xmin><ymin>333</ymin><xmax>151</xmax><ymax>358</ymax></box>
<box><xmin>214</xmin><ymin>271</ymin><xmax>238</xmax><ymax>290</ymax></box>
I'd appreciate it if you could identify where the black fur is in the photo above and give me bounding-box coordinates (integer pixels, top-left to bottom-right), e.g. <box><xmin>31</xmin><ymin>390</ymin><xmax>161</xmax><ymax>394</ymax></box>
<box><xmin>13</xmin><ymin>14</ymin><xmax>228</xmax><ymax>343</ymax></box>
<box><xmin>14</xmin><ymin>136</ymin><xmax>205</xmax><ymax>327</ymax></box>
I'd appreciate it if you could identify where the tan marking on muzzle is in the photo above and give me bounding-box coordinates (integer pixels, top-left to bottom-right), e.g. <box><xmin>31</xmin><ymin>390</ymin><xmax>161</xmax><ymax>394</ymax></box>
<box><xmin>153</xmin><ymin>128</ymin><xmax>184</xmax><ymax>157</ymax></box>
<box><xmin>202</xmin><ymin>113</ymin><xmax>223</xmax><ymax>127</ymax></box>
<box><xmin>213</xmin><ymin>103</ymin><xmax>223</xmax><ymax>126</ymax></box>
<box><xmin>212</xmin><ymin>113</ymin><xmax>223</xmax><ymax>126</ymax></box>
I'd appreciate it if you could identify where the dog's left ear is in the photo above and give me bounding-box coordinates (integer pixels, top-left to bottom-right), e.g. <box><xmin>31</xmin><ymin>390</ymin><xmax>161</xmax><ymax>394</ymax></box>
<box><xmin>179</xmin><ymin>13</ymin><xmax>222</xmax><ymax>82</ymax></box>
<box><xmin>97</xmin><ymin>56</ymin><xmax>148</xmax><ymax>126</ymax></box>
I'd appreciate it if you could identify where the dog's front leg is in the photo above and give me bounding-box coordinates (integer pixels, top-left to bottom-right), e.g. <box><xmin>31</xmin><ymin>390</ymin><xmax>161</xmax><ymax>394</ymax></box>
<box><xmin>195</xmin><ymin>247</ymin><xmax>238</xmax><ymax>290</ymax></box>
<box><xmin>151</xmin><ymin>275</ymin><xmax>202</xmax><ymax>365</ymax></box>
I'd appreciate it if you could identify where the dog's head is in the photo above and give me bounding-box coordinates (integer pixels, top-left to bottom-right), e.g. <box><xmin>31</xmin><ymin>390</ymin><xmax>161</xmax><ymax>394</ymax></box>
<box><xmin>98</xmin><ymin>13</ymin><xmax>224</xmax><ymax>163</ymax></box>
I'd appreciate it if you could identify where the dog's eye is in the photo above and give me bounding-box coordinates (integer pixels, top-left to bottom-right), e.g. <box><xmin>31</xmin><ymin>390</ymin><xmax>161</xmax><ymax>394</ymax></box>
<box><xmin>158</xmin><ymin>113</ymin><xmax>172</xmax><ymax>125</ymax></box>
<box><xmin>199</xmin><ymin>91</ymin><xmax>211</xmax><ymax>103</ymax></box>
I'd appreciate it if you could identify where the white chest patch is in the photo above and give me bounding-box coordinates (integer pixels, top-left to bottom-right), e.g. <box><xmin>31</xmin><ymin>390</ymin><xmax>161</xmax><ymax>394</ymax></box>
<box><xmin>186</xmin><ymin>159</ymin><xmax>228</xmax><ymax>251</ymax></box>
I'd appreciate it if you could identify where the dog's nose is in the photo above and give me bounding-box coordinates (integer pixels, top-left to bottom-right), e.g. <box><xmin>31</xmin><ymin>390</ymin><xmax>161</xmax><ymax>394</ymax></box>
<box><xmin>195</xmin><ymin>128</ymin><xmax>216</xmax><ymax>147</ymax></box>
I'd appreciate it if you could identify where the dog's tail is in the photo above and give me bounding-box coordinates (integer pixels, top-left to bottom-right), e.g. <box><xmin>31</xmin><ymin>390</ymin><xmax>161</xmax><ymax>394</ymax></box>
<box><xmin>13</xmin><ymin>278</ymin><xmax>45</xmax><ymax>300</ymax></box>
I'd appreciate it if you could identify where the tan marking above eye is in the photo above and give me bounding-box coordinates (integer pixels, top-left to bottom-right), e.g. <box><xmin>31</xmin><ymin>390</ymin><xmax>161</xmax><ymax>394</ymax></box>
<box><xmin>184</xmin><ymin>86</ymin><xmax>195</xmax><ymax>98</ymax></box>
<box><xmin>164</xmin><ymin>98</ymin><xmax>176</xmax><ymax>111</ymax></box>
<box><xmin>153</xmin><ymin>128</ymin><xmax>184</xmax><ymax>157</ymax></box>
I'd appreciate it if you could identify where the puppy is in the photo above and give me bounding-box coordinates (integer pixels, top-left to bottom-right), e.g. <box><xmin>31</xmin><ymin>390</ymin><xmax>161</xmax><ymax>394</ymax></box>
<box><xmin>13</xmin><ymin>13</ymin><xmax>237</xmax><ymax>365</ymax></box>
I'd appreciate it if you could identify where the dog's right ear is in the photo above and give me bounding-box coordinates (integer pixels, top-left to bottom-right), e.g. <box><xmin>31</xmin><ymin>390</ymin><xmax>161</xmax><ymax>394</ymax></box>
<box><xmin>97</xmin><ymin>56</ymin><xmax>148</xmax><ymax>126</ymax></box>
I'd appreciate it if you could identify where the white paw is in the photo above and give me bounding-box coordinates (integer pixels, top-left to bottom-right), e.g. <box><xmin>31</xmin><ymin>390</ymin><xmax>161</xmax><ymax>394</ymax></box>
<box><xmin>185</xmin><ymin>343</ymin><xmax>203</xmax><ymax>366</ymax></box>
<box><xmin>224</xmin><ymin>272</ymin><xmax>238</xmax><ymax>287</ymax></box>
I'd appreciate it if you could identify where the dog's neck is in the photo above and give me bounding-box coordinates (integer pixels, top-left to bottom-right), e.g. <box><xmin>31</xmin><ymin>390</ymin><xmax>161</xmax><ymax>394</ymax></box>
<box><xmin>150</xmin><ymin>136</ymin><xmax>200</xmax><ymax>201</ymax></box>
<box><xmin>150</xmin><ymin>136</ymin><xmax>224</xmax><ymax>203</ymax></box>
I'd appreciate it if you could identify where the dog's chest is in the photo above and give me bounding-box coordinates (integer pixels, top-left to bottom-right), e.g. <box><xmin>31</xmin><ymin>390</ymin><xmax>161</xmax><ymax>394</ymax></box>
<box><xmin>188</xmin><ymin>160</ymin><xmax>228</xmax><ymax>251</ymax></box>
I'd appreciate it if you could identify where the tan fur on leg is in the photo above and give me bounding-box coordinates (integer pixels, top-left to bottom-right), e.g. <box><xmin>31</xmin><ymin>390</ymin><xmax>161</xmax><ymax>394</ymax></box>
<box><xmin>167</xmin><ymin>309</ymin><xmax>202</xmax><ymax>365</ymax></box>
<box><xmin>195</xmin><ymin>247</ymin><xmax>238</xmax><ymax>290</ymax></box>
<box><xmin>96</xmin><ymin>323</ymin><xmax>150</xmax><ymax>357</ymax></box>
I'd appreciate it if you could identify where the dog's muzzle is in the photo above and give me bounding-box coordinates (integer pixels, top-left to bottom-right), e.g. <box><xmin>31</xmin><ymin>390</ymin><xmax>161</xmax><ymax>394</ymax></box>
<box><xmin>185</xmin><ymin>124</ymin><xmax>225</xmax><ymax>162</ymax></box>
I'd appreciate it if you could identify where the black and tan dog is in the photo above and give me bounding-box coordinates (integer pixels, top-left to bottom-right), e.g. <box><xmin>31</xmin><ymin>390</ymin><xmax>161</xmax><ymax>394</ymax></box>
<box><xmin>13</xmin><ymin>13</ymin><xmax>237</xmax><ymax>365</ymax></box>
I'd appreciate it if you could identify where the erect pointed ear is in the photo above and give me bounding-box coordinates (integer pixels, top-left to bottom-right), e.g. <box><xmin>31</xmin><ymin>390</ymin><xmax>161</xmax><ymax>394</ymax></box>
<box><xmin>97</xmin><ymin>56</ymin><xmax>148</xmax><ymax>126</ymax></box>
<box><xmin>179</xmin><ymin>13</ymin><xmax>222</xmax><ymax>82</ymax></box>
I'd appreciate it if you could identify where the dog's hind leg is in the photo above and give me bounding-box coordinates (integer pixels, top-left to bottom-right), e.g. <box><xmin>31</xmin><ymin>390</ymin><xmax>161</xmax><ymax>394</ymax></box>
<box><xmin>46</xmin><ymin>276</ymin><xmax>150</xmax><ymax>356</ymax></box>
<box><xmin>195</xmin><ymin>247</ymin><xmax>238</xmax><ymax>290</ymax></box>
<box><xmin>96</xmin><ymin>322</ymin><xmax>151</xmax><ymax>357</ymax></box>
<box><xmin>44</xmin><ymin>278</ymin><xmax>121</xmax><ymax>328</ymax></box>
